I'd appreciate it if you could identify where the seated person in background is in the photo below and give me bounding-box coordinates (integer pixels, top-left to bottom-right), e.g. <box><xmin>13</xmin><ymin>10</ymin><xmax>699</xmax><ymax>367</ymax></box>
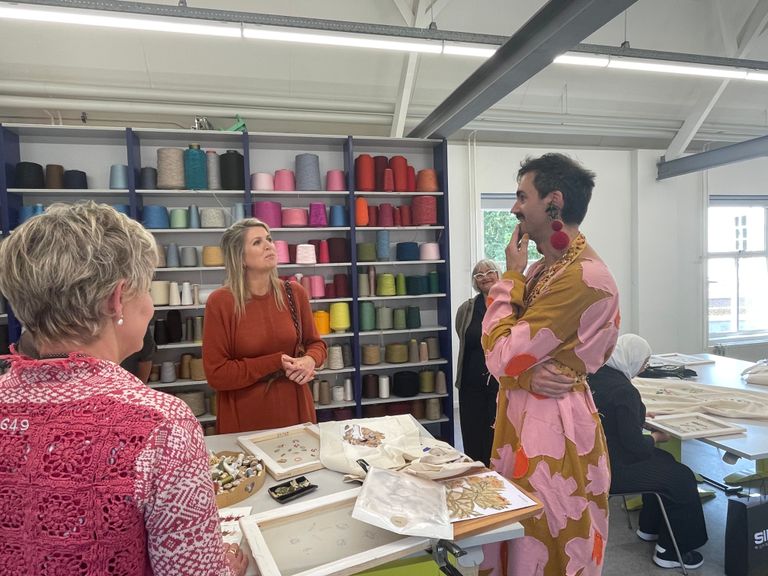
<box><xmin>588</xmin><ymin>334</ymin><xmax>708</xmax><ymax>571</ymax></box>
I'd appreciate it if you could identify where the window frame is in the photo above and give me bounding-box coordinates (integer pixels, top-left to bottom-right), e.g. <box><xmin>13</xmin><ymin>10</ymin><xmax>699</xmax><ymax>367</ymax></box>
<box><xmin>479</xmin><ymin>194</ymin><xmax>540</xmax><ymax>269</ymax></box>
<box><xmin>707</xmin><ymin>195</ymin><xmax>768</xmax><ymax>345</ymax></box>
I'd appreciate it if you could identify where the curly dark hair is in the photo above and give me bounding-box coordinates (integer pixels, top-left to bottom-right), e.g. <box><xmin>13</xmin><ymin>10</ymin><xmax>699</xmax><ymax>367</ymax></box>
<box><xmin>518</xmin><ymin>153</ymin><xmax>595</xmax><ymax>225</ymax></box>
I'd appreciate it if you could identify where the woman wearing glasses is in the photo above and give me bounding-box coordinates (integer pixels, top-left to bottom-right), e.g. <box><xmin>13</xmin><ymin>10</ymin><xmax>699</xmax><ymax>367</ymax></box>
<box><xmin>455</xmin><ymin>259</ymin><xmax>502</xmax><ymax>465</ymax></box>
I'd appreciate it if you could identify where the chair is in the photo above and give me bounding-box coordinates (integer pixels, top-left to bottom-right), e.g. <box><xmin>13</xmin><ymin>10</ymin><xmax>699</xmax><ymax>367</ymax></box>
<box><xmin>610</xmin><ymin>490</ymin><xmax>688</xmax><ymax>575</ymax></box>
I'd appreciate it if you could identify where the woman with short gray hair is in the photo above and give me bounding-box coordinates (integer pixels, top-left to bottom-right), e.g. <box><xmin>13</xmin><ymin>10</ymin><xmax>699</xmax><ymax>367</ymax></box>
<box><xmin>0</xmin><ymin>202</ymin><xmax>246</xmax><ymax>576</ymax></box>
<box><xmin>454</xmin><ymin>258</ymin><xmax>502</xmax><ymax>465</ymax></box>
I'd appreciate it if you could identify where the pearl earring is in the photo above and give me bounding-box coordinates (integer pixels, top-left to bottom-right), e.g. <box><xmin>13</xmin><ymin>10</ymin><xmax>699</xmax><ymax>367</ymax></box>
<box><xmin>117</xmin><ymin>316</ymin><xmax>124</xmax><ymax>326</ymax></box>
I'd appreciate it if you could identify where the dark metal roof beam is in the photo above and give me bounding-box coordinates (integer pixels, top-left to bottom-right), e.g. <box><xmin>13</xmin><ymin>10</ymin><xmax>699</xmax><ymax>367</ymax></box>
<box><xmin>657</xmin><ymin>136</ymin><xmax>768</xmax><ymax>180</ymax></box>
<box><xmin>407</xmin><ymin>0</ymin><xmax>639</xmax><ymax>139</ymax></box>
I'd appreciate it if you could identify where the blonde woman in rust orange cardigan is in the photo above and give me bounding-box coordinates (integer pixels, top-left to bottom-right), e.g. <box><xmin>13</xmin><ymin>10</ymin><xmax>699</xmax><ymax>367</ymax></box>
<box><xmin>203</xmin><ymin>218</ymin><xmax>327</xmax><ymax>434</ymax></box>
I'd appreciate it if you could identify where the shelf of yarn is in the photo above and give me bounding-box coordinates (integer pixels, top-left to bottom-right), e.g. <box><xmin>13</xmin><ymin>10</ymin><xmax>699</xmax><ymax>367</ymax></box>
<box><xmin>358</xmin><ymin>293</ymin><xmax>446</xmax><ymax>301</ymax></box>
<box><xmin>316</xmin><ymin>367</ymin><xmax>355</xmax><ymax>376</ymax></box>
<box><xmin>309</xmin><ymin>297</ymin><xmax>353</xmax><ymax>304</ymax></box>
<box><xmin>155</xmin><ymin>267</ymin><xmax>225</xmax><ymax>272</ymax></box>
<box><xmin>271</xmin><ymin>227</ymin><xmax>351</xmax><ymax>232</ymax></box>
<box><xmin>137</xmin><ymin>189</ymin><xmax>244</xmax><ymax>197</ymax></box>
<box><xmin>313</xmin><ymin>399</ymin><xmax>357</xmax><ymax>410</ymax></box>
<box><xmin>353</xmin><ymin>191</ymin><xmax>444</xmax><ymax>196</ymax></box>
<box><xmin>153</xmin><ymin>304</ymin><xmax>207</xmax><ymax>311</ymax></box>
<box><xmin>360</xmin><ymin>391</ymin><xmax>449</xmax><ymax>406</ymax></box>
<box><xmin>359</xmin><ymin>359</ymin><xmax>448</xmax><ymax>372</ymax></box>
<box><xmin>360</xmin><ymin>226</ymin><xmax>443</xmax><ymax>231</ymax></box>
<box><xmin>354</xmin><ymin>260</ymin><xmax>445</xmax><ymax>267</ymax></box>
<box><xmin>149</xmin><ymin>228</ymin><xmax>227</xmax><ymax>234</ymax></box>
<box><xmin>320</xmin><ymin>332</ymin><xmax>353</xmax><ymax>339</ymax></box>
<box><xmin>251</xmin><ymin>190</ymin><xmax>349</xmax><ymax>197</ymax></box>
<box><xmin>148</xmin><ymin>378</ymin><xmax>209</xmax><ymax>390</ymax></box>
<box><xmin>8</xmin><ymin>188</ymin><xmax>128</xmax><ymax>197</ymax></box>
<box><xmin>358</xmin><ymin>326</ymin><xmax>447</xmax><ymax>336</ymax></box>
<box><xmin>279</xmin><ymin>262</ymin><xmax>352</xmax><ymax>269</ymax></box>
<box><xmin>418</xmin><ymin>416</ymin><xmax>449</xmax><ymax>425</ymax></box>
<box><xmin>156</xmin><ymin>342</ymin><xmax>202</xmax><ymax>350</ymax></box>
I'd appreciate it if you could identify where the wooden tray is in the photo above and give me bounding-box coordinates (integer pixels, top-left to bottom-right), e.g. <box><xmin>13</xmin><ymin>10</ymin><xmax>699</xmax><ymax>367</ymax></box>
<box><xmin>644</xmin><ymin>412</ymin><xmax>746</xmax><ymax>440</ymax></box>
<box><xmin>238</xmin><ymin>423</ymin><xmax>323</xmax><ymax>480</ymax></box>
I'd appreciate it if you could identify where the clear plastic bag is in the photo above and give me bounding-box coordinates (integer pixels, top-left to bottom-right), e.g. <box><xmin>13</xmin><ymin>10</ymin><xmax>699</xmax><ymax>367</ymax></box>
<box><xmin>352</xmin><ymin>466</ymin><xmax>453</xmax><ymax>539</ymax></box>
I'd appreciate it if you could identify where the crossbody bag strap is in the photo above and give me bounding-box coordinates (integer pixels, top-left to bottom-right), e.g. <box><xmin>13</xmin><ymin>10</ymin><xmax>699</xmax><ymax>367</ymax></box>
<box><xmin>284</xmin><ymin>280</ymin><xmax>304</xmax><ymax>354</ymax></box>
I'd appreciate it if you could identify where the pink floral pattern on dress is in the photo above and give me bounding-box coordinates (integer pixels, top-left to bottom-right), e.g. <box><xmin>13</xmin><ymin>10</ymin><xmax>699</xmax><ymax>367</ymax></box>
<box><xmin>528</xmin><ymin>461</ymin><xmax>589</xmax><ymax>537</ymax></box>
<box><xmin>575</xmin><ymin>299</ymin><xmax>620</xmax><ymax>373</ymax></box>
<box><xmin>491</xmin><ymin>442</ymin><xmax>518</xmax><ymax>479</ymax></box>
<box><xmin>563</xmin><ymin>502</ymin><xmax>608</xmax><ymax>575</ymax></box>
<box><xmin>580</xmin><ymin>258</ymin><xmax>618</xmax><ymax>293</ymax></box>
<box><xmin>484</xmin><ymin>320</ymin><xmax>562</xmax><ymax>379</ymax></box>
<box><xmin>586</xmin><ymin>454</ymin><xmax>611</xmax><ymax>496</ymax></box>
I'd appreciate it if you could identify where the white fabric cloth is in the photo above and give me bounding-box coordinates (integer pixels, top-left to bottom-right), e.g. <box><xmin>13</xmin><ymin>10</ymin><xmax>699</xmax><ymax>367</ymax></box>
<box><xmin>606</xmin><ymin>333</ymin><xmax>652</xmax><ymax>380</ymax></box>
<box><xmin>318</xmin><ymin>415</ymin><xmax>423</xmax><ymax>475</ymax></box>
<box><xmin>632</xmin><ymin>377</ymin><xmax>768</xmax><ymax>419</ymax></box>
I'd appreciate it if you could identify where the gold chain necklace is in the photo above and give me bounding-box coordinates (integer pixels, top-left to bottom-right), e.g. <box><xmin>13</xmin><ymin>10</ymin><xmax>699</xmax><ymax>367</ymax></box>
<box><xmin>524</xmin><ymin>233</ymin><xmax>586</xmax><ymax>308</ymax></box>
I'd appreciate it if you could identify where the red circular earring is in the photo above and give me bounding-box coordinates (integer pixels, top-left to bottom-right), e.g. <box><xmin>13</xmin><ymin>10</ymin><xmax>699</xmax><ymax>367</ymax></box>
<box><xmin>547</xmin><ymin>204</ymin><xmax>570</xmax><ymax>250</ymax></box>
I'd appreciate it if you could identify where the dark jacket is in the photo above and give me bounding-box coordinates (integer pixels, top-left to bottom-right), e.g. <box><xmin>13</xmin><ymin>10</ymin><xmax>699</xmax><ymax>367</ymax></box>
<box><xmin>588</xmin><ymin>365</ymin><xmax>655</xmax><ymax>467</ymax></box>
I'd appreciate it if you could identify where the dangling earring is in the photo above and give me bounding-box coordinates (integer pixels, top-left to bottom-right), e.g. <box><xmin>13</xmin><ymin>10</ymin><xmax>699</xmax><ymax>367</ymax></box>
<box><xmin>117</xmin><ymin>316</ymin><xmax>124</xmax><ymax>326</ymax></box>
<box><xmin>546</xmin><ymin>203</ymin><xmax>570</xmax><ymax>251</ymax></box>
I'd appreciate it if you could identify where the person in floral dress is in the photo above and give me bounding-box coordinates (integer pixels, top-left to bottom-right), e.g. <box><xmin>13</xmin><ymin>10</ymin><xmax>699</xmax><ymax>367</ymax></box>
<box><xmin>480</xmin><ymin>153</ymin><xmax>620</xmax><ymax>576</ymax></box>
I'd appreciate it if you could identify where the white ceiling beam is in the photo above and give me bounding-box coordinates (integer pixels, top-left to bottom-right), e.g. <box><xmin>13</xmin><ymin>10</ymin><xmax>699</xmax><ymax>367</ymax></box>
<box><xmin>393</xmin><ymin>0</ymin><xmax>413</xmax><ymax>24</ymax></box>
<box><xmin>391</xmin><ymin>53</ymin><xmax>420</xmax><ymax>137</ymax></box>
<box><xmin>390</xmin><ymin>0</ymin><xmax>440</xmax><ymax>137</ymax></box>
<box><xmin>426</xmin><ymin>0</ymin><xmax>452</xmax><ymax>20</ymax></box>
<box><xmin>665</xmin><ymin>0</ymin><xmax>768</xmax><ymax>160</ymax></box>
<box><xmin>716</xmin><ymin>0</ymin><xmax>738</xmax><ymax>57</ymax></box>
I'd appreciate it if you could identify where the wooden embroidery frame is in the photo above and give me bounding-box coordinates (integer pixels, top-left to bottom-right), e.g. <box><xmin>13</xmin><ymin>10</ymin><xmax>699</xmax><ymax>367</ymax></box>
<box><xmin>238</xmin><ymin>422</ymin><xmax>323</xmax><ymax>480</ymax></box>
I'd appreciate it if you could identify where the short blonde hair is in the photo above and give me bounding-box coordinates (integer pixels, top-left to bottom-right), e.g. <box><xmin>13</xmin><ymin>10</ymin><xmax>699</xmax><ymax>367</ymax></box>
<box><xmin>0</xmin><ymin>202</ymin><xmax>157</xmax><ymax>347</ymax></box>
<box><xmin>471</xmin><ymin>258</ymin><xmax>502</xmax><ymax>292</ymax></box>
<box><xmin>221</xmin><ymin>218</ymin><xmax>284</xmax><ymax>319</ymax></box>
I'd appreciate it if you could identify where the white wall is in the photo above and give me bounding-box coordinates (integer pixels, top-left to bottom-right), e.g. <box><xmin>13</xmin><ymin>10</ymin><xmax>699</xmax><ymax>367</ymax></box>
<box><xmin>447</xmin><ymin>142</ymin><xmax>710</xmax><ymax>384</ymax></box>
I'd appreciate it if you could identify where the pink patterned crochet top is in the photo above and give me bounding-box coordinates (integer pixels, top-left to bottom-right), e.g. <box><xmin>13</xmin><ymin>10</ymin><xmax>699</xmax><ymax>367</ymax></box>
<box><xmin>0</xmin><ymin>352</ymin><xmax>233</xmax><ymax>576</ymax></box>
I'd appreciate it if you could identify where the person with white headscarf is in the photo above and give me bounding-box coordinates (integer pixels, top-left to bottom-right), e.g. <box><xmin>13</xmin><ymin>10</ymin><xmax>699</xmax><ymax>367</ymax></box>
<box><xmin>589</xmin><ymin>334</ymin><xmax>708</xmax><ymax>571</ymax></box>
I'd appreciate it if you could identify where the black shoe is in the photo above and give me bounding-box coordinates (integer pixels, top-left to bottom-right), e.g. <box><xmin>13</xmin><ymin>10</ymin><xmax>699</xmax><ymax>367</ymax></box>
<box><xmin>653</xmin><ymin>545</ymin><xmax>704</xmax><ymax>570</ymax></box>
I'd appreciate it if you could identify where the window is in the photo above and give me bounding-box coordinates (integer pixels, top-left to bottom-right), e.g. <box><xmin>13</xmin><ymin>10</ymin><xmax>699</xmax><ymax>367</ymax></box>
<box><xmin>707</xmin><ymin>199</ymin><xmax>768</xmax><ymax>342</ymax></box>
<box><xmin>480</xmin><ymin>195</ymin><xmax>539</xmax><ymax>268</ymax></box>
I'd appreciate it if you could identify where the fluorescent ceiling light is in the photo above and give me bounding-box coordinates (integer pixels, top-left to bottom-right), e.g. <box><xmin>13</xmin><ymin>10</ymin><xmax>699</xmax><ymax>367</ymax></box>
<box><xmin>554</xmin><ymin>50</ymin><xmax>768</xmax><ymax>82</ymax></box>
<box><xmin>0</xmin><ymin>5</ymin><xmax>240</xmax><ymax>37</ymax></box>
<box><xmin>243</xmin><ymin>27</ymin><xmax>442</xmax><ymax>54</ymax></box>
<box><xmin>744</xmin><ymin>71</ymin><xmax>768</xmax><ymax>82</ymax></box>
<box><xmin>553</xmin><ymin>54</ymin><xmax>609</xmax><ymax>67</ymax></box>
<box><xmin>0</xmin><ymin>4</ymin><xmax>472</xmax><ymax>55</ymax></box>
<box><xmin>442</xmin><ymin>44</ymin><xmax>497</xmax><ymax>58</ymax></box>
<box><xmin>608</xmin><ymin>59</ymin><xmax>747</xmax><ymax>79</ymax></box>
